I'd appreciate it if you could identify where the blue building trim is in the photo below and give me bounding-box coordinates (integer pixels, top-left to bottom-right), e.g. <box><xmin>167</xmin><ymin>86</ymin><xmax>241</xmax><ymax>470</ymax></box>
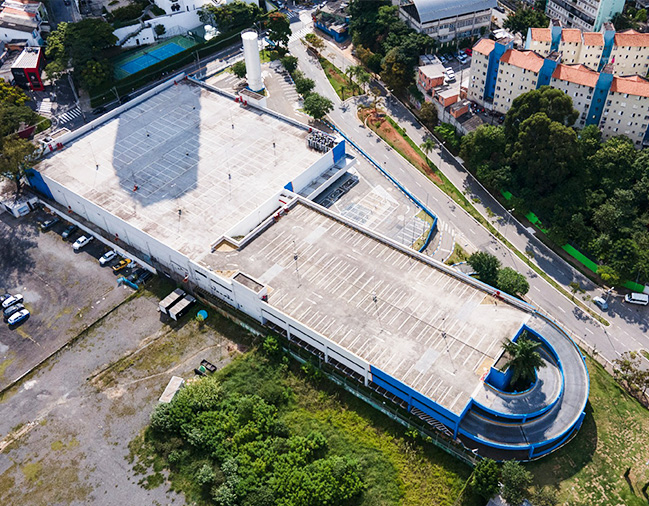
<box><xmin>585</xmin><ymin>70</ymin><xmax>613</xmax><ymax>126</ymax></box>
<box><xmin>537</xmin><ymin>60</ymin><xmax>559</xmax><ymax>88</ymax></box>
<box><xmin>332</xmin><ymin>139</ymin><xmax>345</xmax><ymax>164</ymax></box>
<box><xmin>25</xmin><ymin>168</ymin><xmax>53</xmax><ymax>199</ymax></box>
<box><xmin>484</xmin><ymin>38</ymin><xmax>513</xmax><ymax>102</ymax></box>
<box><xmin>370</xmin><ymin>365</ymin><xmax>459</xmax><ymax>430</ymax></box>
<box><xmin>598</xmin><ymin>25</ymin><xmax>616</xmax><ymax>70</ymax></box>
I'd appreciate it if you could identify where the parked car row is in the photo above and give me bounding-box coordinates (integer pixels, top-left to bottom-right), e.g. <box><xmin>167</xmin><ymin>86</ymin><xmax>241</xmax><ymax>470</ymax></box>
<box><xmin>1</xmin><ymin>293</ymin><xmax>29</xmax><ymax>326</ymax></box>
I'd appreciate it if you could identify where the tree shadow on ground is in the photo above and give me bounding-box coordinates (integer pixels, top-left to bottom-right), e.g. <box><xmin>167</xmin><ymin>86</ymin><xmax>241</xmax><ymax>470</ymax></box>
<box><xmin>0</xmin><ymin>212</ymin><xmax>37</xmax><ymax>288</ymax></box>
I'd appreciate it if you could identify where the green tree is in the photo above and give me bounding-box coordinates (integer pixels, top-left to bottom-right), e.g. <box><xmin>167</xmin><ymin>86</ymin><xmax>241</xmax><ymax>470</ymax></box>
<box><xmin>418</xmin><ymin>101</ymin><xmax>438</xmax><ymax>129</ymax></box>
<box><xmin>232</xmin><ymin>60</ymin><xmax>247</xmax><ymax>79</ymax></box>
<box><xmin>304</xmin><ymin>32</ymin><xmax>325</xmax><ymax>51</ymax></box>
<box><xmin>45</xmin><ymin>19</ymin><xmax>117</xmax><ymax>90</ymax></box>
<box><xmin>504</xmin><ymin>86</ymin><xmax>578</xmax><ymax>142</ymax></box>
<box><xmin>497</xmin><ymin>267</ymin><xmax>530</xmax><ymax>297</ymax></box>
<box><xmin>280</xmin><ymin>55</ymin><xmax>298</xmax><ymax>74</ymax></box>
<box><xmin>303</xmin><ymin>93</ymin><xmax>333</xmax><ymax>120</ymax></box>
<box><xmin>420</xmin><ymin>138</ymin><xmax>436</xmax><ymax>158</ymax></box>
<box><xmin>503</xmin><ymin>7</ymin><xmax>549</xmax><ymax>36</ymax></box>
<box><xmin>471</xmin><ymin>458</ymin><xmax>501</xmax><ymax>500</ymax></box>
<box><xmin>199</xmin><ymin>0</ymin><xmax>262</xmax><ymax>32</ymax></box>
<box><xmin>355</xmin><ymin>68</ymin><xmax>371</xmax><ymax>92</ymax></box>
<box><xmin>0</xmin><ymin>136</ymin><xmax>38</xmax><ymax>192</ymax></box>
<box><xmin>501</xmin><ymin>334</ymin><xmax>546</xmax><ymax>391</ymax></box>
<box><xmin>0</xmin><ymin>79</ymin><xmax>29</xmax><ymax>105</ymax></box>
<box><xmin>637</xmin><ymin>8</ymin><xmax>647</xmax><ymax>22</ymax></box>
<box><xmin>267</xmin><ymin>11</ymin><xmax>291</xmax><ymax>52</ymax></box>
<box><xmin>501</xmin><ymin>460</ymin><xmax>532</xmax><ymax>506</ymax></box>
<box><xmin>468</xmin><ymin>251</ymin><xmax>501</xmax><ymax>287</ymax></box>
<box><xmin>80</xmin><ymin>59</ymin><xmax>112</xmax><ymax>90</ymax></box>
<box><xmin>532</xmin><ymin>487</ymin><xmax>558</xmax><ymax>506</ymax></box>
<box><xmin>154</xmin><ymin>24</ymin><xmax>166</xmax><ymax>37</ymax></box>
<box><xmin>509</xmin><ymin>112</ymin><xmax>580</xmax><ymax>198</ymax></box>
<box><xmin>295</xmin><ymin>76</ymin><xmax>315</xmax><ymax>96</ymax></box>
<box><xmin>381</xmin><ymin>46</ymin><xmax>414</xmax><ymax>93</ymax></box>
<box><xmin>460</xmin><ymin>124</ymin><xmax>506</xmax><ymax>172</ymax></box>
<box><xmin>0</xmin><ymin>103</ymin><xmax>39</xmax><ymax>139</ymax></box>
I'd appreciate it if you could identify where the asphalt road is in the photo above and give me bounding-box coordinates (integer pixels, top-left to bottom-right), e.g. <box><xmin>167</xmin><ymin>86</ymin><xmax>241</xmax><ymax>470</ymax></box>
<box><xmin>288</xmin><ymin>12</ymin><xmax>649</xmax><ymax>366</ymax></box>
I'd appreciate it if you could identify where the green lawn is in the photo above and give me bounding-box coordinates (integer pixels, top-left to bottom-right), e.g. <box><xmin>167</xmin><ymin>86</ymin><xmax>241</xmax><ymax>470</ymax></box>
<box><xmin>318</xmin><ymin>57</ymin><xmax>362</xmax><ymax>100</ymax></box>
<box><xmin>527</xmin><ymin>356</ymin><xmax>649</xmax><ymax>505</ymax></box>
<box><xmin>131</xmin><ymin>350</ymin><xmax>479</xmax><ymax>506</ymax></box>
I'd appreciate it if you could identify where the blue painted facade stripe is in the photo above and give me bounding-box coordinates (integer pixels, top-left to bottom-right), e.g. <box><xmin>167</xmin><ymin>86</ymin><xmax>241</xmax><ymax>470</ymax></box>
<box><xmin>332</xmin><ymin>139</ymin><xmax>345</xmax><ymax>163</ymax></box>
<box><xmin>484</xmin><ymin>39</ymin><xmax>513</xmax><ymax>102</ymax></box>
<box><xmin>370</xmin><ymin>365</ymin><xmax>460</xmax><ymax>430</ymax></box>
<box><xmin>326</xmin><ymin>123</ymin><xmax>438</xmax><ymax>252</ymax></box>
<box><xmin>284</xmin><ymin>181</ymin><xmax>294</xmax><ymax>192</ymax></box>
<box><xmin>25</xmin><ymin>168</ymin><xmax>53</xmax><ymax>200</ymax></box>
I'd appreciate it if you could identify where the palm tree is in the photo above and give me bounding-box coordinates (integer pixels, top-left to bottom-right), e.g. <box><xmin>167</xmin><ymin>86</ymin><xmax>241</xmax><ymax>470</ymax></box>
<box><xmin>370</xmin><ymin>86</ymin><xmax>384</xmax><ymax>115</ymax></box>
<box><xmin>420</xmin><ymin>138</ymin><xmax>436</xmax><ymax>160</ymax></box>
<box><xmin>501</xmin><ymin>334</ymin><xmax>546</xmax><ymax>390</ymax></box>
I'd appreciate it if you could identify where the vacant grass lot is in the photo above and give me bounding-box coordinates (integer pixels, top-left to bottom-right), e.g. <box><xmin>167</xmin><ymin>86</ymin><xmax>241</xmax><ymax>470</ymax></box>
<box><xmin>131</xmin><ymin>351</ymin><xmax>479</xmax><ymax>506</ymax></box>
<box><xmin>528</xmin><ymin>356</ymin><xmax>649</xmax><ymax>505</ymax></box>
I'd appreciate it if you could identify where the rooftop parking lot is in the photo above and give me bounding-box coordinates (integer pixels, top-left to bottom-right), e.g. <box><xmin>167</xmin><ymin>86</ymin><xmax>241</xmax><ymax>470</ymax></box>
<box><xmin>0</xmin><ymin>208</ymin><xmax>132</xmax><ymax>390</ymax></box>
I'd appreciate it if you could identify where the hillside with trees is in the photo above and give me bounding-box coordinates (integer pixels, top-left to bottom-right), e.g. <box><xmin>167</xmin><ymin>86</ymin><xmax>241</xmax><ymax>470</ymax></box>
<box><xmin>460</xmin><ymin>86</ymin><xmax>649</xmax><ymax>286</ymax></box>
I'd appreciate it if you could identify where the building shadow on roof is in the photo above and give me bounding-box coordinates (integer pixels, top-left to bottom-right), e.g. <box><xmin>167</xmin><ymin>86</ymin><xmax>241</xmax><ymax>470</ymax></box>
<box><xmin>110</xmin><ymin>82</ymin><xmax>202</xmax><ymax>208</ymax></box>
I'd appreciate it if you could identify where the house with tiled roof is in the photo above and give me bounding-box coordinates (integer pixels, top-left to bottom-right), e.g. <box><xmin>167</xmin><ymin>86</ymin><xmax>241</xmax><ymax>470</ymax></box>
<box><xmin>0</xmin><ymin>0</ymin><xmax>47</xmax><ymax>46</ymax></box>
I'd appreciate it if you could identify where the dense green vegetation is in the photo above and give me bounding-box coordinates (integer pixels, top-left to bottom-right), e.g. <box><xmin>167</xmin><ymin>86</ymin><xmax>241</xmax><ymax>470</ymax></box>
<box><xmin>503</xmin><ymin>2</ymin><xmax>549</xmax><ymax>36</ymax></box>
<box><xmin>348</xmin><ymin>1</ymin><xmax>433</xmax><ymax>93</ymax></box>
<box><xmin>45</xmin><ymin>19</ymin><xmax>118</xmax><ymax>91</ymax></box>
<box><xmin>468</xmin><ymin>251</ymin><xmax>530</xmax><ymax>297</ymax></box>
<box><xmin>131</xmin><ymin>343</ymin><xmax>477</xmax><ymax>506</ymax></box>
<box><xmin>0</xmin><ymin>80</ymin><xmax>39</xmax><ymax>190</ymax></box>
<box><xmin>198</xmin><ymin>0</ymin><xmax>263</xmax><ymax>32</ymax></box>
<box><xmin>461</xmin><ymin>86</ymin><xmax>649</xmax><ymax>285</ymax></box>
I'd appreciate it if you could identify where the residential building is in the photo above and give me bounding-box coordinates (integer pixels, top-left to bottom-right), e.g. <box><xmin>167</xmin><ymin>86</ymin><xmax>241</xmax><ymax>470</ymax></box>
<box><xmin>394</xmin><ymin>0</ymin><xmax>497</xmax><ymax>42</ymax></box>
<box><xmin>0</xmin><ymin>0</ymin><xmax>47</xmax><ymax>46</ymax></box>
<box><xmin>526</xmin><ymin>22</ymin><xmax>649</xmax><ymax>75</ymax></box>
<box><xmin>599</xmin><ymin>75</ymin><xmax>649</xmax><ymax>145</ymax></box>
<box><xmin>545</xmin><ymin>0</ymin><xmax>624</xmax><ymax>31</ymax></box>
<box><xmin>492</xmin><ymin>50</ymin><xmax>546</xmax><ymax>114</ymax></box>
<box><xmin>609</xmin><ymin>30</ymin><xmax>649</xmax><ymax>76</ymax></box>
<box><xmin>550</xmin><ymin>63</ymin><xmax>599</xmax><ymax>126</ymax></box>
<box><xmin>469</xmin><ymin>35</ymin><xmax>649</xmax><ymax>146</ymax></box>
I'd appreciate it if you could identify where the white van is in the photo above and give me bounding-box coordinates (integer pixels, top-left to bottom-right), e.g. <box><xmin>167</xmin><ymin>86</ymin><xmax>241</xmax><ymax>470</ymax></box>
<box><xmin>624</xmin><ymin>292</ymin><xmax>649</xmax><ymax>305</ymax></box>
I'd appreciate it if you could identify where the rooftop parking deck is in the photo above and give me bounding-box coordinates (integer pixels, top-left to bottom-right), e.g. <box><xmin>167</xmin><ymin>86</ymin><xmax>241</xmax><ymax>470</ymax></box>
<box><xmin>36</xmin><ymin>82</ymin><xmax>323</xmax><ymax>260</ymax></box>
<box><xmin>206</xmin><ymin>202</ymin><xmax>531</xmax><ymax>416</ymax></box>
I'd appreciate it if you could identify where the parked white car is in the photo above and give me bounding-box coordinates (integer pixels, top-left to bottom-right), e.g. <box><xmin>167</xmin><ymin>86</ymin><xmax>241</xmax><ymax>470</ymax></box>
<box><xmin>99</xmin><ymin>250</ymin><xmax>118</xmax><ymax>266</ymax></box>
<box><xmin>7</xmin><ymin>308</ymin><xmax>30</xmax><ymax>325</ymax></box>
<box><xmin>624</xmin><ymin>293</ymin><xmax>648</xmax><ymax>305</ymax></box>
<box><xmin>73</xmin><ymin>235</ymin><xmax>94</xmax><ymax>251</ymax></box>
<box><xmin>445</xmin><ymin>67</ymin><xmax>456</xmax><ymax>81</ymax></box>
<box><xmin>2</xmin><ymin>294</ymin><xmax>23</xmax><ymax>309</ymax></box>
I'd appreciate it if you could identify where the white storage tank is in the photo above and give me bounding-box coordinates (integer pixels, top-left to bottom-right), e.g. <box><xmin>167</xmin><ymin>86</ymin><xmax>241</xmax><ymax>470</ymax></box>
<box><xmin>241</xmin><ymin>29</ymin><xmax>263</xmax><ymax>92</ymax></box>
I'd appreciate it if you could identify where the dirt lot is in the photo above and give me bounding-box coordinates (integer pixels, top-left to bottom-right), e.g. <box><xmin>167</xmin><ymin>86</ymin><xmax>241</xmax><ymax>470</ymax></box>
<box><xmin>0</xmin><ymin>277</ymin><xmax>249</xmax><ymax>505</ymax></box>
<box><xmin>0</xmin><ymin>210</ymin><xmax>133</xmax><ymax>391</ymax></box>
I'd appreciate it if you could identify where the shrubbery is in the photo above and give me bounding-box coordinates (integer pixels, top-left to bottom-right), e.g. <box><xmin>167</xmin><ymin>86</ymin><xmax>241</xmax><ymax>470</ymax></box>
<box><xmin>145</xmin><ymin>356</ymin><xmax>364</xmax><ymax>505</ymax></box>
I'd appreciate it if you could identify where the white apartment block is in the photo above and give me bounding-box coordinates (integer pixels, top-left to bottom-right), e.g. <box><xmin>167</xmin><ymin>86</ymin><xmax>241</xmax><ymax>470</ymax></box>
<box><xmin>467</xmin><ymin>38</ymin><xmax>495</xmax><ymax>103</ymax></box>
<box><xmin>546</xmin><ymin>0</ymin><xmax>624</xmax><ymax>31</ymax></box>
<box><xmin>609</xmin><ymin>30</ymin><xmax>649</xmax><ymax>76</ymax></box>
<box><xmin>527</xmin><ymin>24</ymin><xmax>649</xmax><ymax>76</ymax></box>
<box><xmin>550</xmin><ymin>64</ymin><xmax>599</xmax><ymax>126</ymax></box>
<box><xmin>599</xmin><ymin>75</ymin><xmax>649</xmax><ymax>145</ymax></box>
<box><xmin>493</xmin><ymin>50</ymin><xmax>545</xmax><ymax>114</ymax></box>
<box><xmin>395</xmin><ymin>0</ymin><xmax>496</xmax><ymax>42</ymax></box>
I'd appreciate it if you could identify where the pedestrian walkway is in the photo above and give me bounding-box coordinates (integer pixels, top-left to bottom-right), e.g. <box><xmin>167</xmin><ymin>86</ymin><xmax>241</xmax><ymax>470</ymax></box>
<box><xmin>58</xmin><ymin>106</ymin><xmax>82</xmax><ymax>125</ymax></box>
<box><xmin>289</xmin><ymin>25</ymin><xmax>312</xmax><ymax>43</ymax></box>
<box><xmin>36</xmin><ymin>99</ymin><xmax>52</xmax><ymax>117</ymax></box>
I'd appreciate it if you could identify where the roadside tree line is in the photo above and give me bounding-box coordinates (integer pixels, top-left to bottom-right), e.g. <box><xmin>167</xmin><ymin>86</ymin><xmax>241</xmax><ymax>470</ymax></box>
<box><xmin>461</xmin><ymin>86</ymin><xmax>649</xmax><ymax>287</ymax></box>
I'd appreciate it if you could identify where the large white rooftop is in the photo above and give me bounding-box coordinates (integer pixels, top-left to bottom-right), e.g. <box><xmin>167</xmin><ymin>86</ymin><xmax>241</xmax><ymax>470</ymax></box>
<box><xmin>36</xmin><ymin>81</ymin><xmax>323</xmax><ymax>260</ymax></box>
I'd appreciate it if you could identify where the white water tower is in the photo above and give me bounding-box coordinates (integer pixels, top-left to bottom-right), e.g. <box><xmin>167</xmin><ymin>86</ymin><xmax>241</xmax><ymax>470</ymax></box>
<box><xmin>241</xmin><ymin>29</ymin><xmax>263</xmax><ymax>92</ymax></box>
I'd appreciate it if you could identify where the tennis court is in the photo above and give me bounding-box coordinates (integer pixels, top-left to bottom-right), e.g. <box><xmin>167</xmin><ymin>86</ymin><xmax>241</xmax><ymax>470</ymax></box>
<box><xmin>113</xmin><ymin>35</ymin><xmax>199</xmax><ymax>79</ymax></box>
